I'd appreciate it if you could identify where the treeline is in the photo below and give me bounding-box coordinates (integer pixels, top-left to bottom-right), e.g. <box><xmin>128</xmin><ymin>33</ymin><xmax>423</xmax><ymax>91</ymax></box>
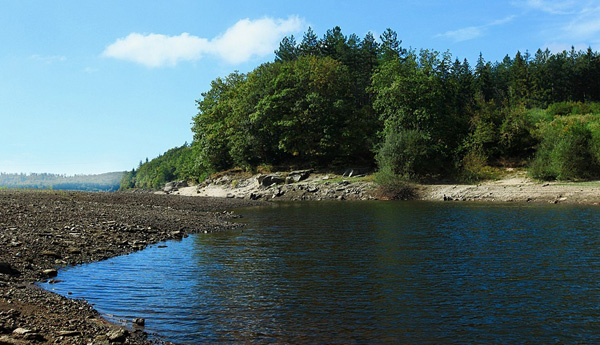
<box><xmin>123</xmin><ymin>26</ymin><xmax>600</xmax><ymax>189</ymax></box>
<box><xmin>120</xmin><ymin>143</ymin><xmax>196</xmax><ymax>189</ymax></box>
<box><xmin>0</xmin><ymin>172</ymin><xmax>124</xmax><ymax>191</ymax></box>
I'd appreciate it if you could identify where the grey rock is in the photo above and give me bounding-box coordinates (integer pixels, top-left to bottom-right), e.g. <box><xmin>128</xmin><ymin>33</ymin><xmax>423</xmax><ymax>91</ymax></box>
<box><xmin>258</xmin><ymin>174</ymin><xmax>284</xmax><ymax>187</ymax></box>
<box><xmin>163</xmin><ymin>182</ymin><xmax>176</xmax><ymax>193</ymax></box>
<box><xmin>133</xmin><ymin>318</ymin><xmax>145</xmax><ymax>326</ymax></box>
<box><xmin>286</xmin><ymin>169</ymin><xmax>312</xmax><ymax>183</ymax></box>
<box><xmin>106</xmin><ymin>328</ymin><xmax>128</xmax><ymax>342</ymax></box>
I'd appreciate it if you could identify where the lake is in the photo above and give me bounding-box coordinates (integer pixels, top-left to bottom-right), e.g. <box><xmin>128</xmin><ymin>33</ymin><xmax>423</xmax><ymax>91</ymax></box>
<box><xmin>41</xmin><ymin>201</ymin><xmax>600</xmax><ymax>344</ymax></box>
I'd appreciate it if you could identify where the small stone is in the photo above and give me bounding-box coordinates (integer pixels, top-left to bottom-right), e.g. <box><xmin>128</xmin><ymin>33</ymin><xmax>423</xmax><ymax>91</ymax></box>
<box><xmin>133</xmin><ymin>318</ymin><xmax>145</xmax><ymax>326</ymax></box>
<box><xmin>58</xmin><ymin>330</ymin><xmax>81</xmax><ymax>337</ymax></box>
<box><xmin>40</xmin><ymin>250</ymin><xmax>61</xmax><ymax>258</ymax></box>
<box><xmin>12</xmin><ymin>328</ymin><xmax>32</xmax><ymax>336</ymax></box>
<box><xmin>42</xmin><ymin>269</ymin><xmax>58</xmax><ymax>277</ymax></box>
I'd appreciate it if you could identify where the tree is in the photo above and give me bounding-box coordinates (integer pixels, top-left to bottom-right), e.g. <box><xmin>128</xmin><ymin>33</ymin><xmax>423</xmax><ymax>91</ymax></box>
<box><xmin>275</xmin><ymin>35</ymin><xmax>298</xmax><ymax>62</ymax></box>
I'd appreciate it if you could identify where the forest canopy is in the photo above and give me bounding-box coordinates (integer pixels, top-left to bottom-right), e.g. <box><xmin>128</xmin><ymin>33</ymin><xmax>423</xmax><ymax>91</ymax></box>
<box><xmin>122</xmin><ymin>26</ymin><xmax>600</xmax><ymax>189</ymax></box>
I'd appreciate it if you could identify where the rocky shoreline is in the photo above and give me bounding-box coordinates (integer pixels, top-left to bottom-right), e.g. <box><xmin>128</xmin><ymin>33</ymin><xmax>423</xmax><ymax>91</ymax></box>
<box><xmin>165</xmin><ymin>170</ymin><xmax>378</xmax><ymax>201</ymax></box>
<box><xmin>0</xmin><ymin>190</ymin><xmax>262</xmax><ymax>344</ymax></box>
<box><xmin>163</xmin><ymin>169</ymin><xmax>600</xmax><ymax>205</ymax></box>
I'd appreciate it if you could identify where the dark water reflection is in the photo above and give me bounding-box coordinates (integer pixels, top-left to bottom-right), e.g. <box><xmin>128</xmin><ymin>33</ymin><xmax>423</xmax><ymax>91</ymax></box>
<box><xmin>42</xmin><ymin>201</ymin><xmax>600</xmax><ymax>344</ymax></box>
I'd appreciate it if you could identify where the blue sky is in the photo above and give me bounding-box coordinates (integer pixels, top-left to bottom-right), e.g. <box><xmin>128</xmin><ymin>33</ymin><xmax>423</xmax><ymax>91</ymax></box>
<box><xmin>2</xmin><ymin>0</ymin><xmax>600</xmax><ymax>175</ymax></box>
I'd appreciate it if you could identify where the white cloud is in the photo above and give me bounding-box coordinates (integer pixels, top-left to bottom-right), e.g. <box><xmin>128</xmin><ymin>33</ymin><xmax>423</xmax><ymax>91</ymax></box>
<box><xmin>436</xmin><ymin>27</ymin><xmax>483</xmax><ymax>42</ymax></box>
<box><xmin>102</xmin><ymin>16</ymin><xmax>305</xmax><ymax>67</ymax></box>
<box><xmin>436</xmin><ymin>15</ymin><xmax>516</xmax><ymax>42</ymax></box>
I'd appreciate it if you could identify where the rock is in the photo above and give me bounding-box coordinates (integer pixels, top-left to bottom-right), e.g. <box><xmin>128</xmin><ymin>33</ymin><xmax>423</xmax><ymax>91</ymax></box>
<box><xmin>272</xmin><ymin>188</ymin><xmax>285</xmax><ymax>198</ymax></box>
<box><xmin>286</xmin><ymin>169</ymin><xmax>312</xmax><ymax>183</ymax></box>
<box><xmin>226</xmin><ymin>193</ymin><xmax>235</xmax><ymax>198</ymax></box>
<box><xmin>93</xmin><ymin>335</ymin><xmax>111</xmax><ymax>345</ymax></box>
<box><xmin>258</xmin><ymin>174</ymin><xmax>284</xmax><ymax>187</ymax></box>
<box><xmin>106</xmin><ymin>328</ymin><xmax>128</xmax><ymax>342</ymax></box>
<box><xmin>58</xmin><ymin>330</ymin><xmax>81</xmax><ymax>337</ymax></box>
<box><xmin>133</xmin><ymin>318</ymin><xmax>145</xmax><ymax>326</ymax></box>
<box><xmin>163</xmin><ymin>182</ymin><xmax>176</xmax><ymax>193</ymax></box>
<box><xmin>342</xmin><ymin>168</ymin><xmax>369</xmax><ymax>177</ymax></box>
<box><xmin>0</xmin><ymin>262</ymin><xmax>20</xmax><ymax>276</ymax></box>
<box><xmin>306</xmin><ymin>186</ymin><xmax>319</xmax><ymax>193</ymax></box>
<box><xmin>12</xmin><ymin>328</ymin><xmax>32</xmax><ymax>336</ymax></box>
<box><xmin>174</xmin><ymin>180</ymin><xmax>188</xmax><ymax>188</ymax></box>
<box><xmin>42</xmin><ymin>269</ymin><xmax>58</xmax><ymax>277</ymax></box>
<box><xmin>40</xmin><ymin>250</ymin><xmax>61</xmax><ymax>258</ymax></box>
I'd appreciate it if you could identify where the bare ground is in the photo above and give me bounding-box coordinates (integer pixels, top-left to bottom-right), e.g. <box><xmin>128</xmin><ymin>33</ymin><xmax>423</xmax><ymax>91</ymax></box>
<box><xmin>419</xmin><ymin>170</ymin><xmax>600</xmax><ymax>204</ymax></box>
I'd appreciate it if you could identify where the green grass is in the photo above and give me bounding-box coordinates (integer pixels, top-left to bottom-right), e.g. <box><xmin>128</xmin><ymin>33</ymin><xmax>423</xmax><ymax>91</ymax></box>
<box><xmin>312</xmin><ymin>174</ymin><xmax>374</xmax><ymax>184</ymax></box>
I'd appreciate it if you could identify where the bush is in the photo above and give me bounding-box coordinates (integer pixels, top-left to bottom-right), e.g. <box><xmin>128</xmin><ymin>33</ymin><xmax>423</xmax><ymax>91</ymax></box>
<box><xmin>375</xmin><ymin>128</ymin><xmax>433</xmax><ymax>180</ymax></box>
<box><xmin>460</xmin><ymin>148</ymin><xmax>498</xmax><ymax>182</ymax></box>
<box><xmin>374</xmin><ymin>168</ymin><xmax>417</xmax><ymax>200</ymax></box>
<box><xmin>530</xmin><ymin>119</ymin><xmax>600</xmax><ymax>180</ymax></box>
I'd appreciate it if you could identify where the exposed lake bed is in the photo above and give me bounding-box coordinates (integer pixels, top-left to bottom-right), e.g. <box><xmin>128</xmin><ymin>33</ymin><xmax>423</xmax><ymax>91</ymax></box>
<box><xmin>0</xmin><ymin>190</ymin><xmax>261</xmax><ymax>344</ymax></box>
<box><xmin>3</xmin><ymin>188</ymin><xmax>600</xmax><ymax>343</ymax></box>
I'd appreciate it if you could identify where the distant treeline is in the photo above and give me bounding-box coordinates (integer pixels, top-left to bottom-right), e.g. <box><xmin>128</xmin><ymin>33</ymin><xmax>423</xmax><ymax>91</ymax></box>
<box><xmin>0</xmin><ymin>172</ymin><xmax>124</xmax><ymax>191</ymax></box>
<box><xmin>122</xmin><ymin>26</ymin><xmax>600</xmax><ymax>189</ymax></box>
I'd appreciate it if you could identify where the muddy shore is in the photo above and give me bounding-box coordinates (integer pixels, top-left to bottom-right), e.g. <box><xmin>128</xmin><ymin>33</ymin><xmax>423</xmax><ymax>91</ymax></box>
<box><xmin>0</xmin><ymin>190</ymin><xmax>262</xmax><ymax>344</ymax></box>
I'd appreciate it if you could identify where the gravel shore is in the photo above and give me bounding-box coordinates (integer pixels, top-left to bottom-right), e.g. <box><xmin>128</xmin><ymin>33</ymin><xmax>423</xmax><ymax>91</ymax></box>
<box><xmin>0</xmin><ymin>190</ymin><xmax>262</xmax><ymax>344</ymax></box>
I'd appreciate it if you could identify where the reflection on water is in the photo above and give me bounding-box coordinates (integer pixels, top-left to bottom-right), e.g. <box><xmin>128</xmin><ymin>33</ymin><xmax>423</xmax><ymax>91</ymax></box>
<box><xmin>42</xmin><ymin>201</ymin><xmax>600</xmax><ymax>344</ymax></box>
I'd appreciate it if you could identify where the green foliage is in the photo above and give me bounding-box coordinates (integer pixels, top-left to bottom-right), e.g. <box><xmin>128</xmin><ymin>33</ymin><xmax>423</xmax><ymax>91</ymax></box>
<box><xmin>375</xmin><ymin>128</ymin><xmax>432</xmax><ymax>180</ymax></box>
<box><xmin>530</xmin><ymin>115</ymin><xmax>600</xmax><ymax>180</ymax></box>
<box><xmin>120</xmin><ymin>144</ymin><xmax>199</xmax><ymax>189</ymax></box>
<box><xmin>373</xmin><ymin>168</ymin><xmax>416</xmax><ymax>200</ymax></box>
<box><xmin>459</xmin><ymin>148</ymin><xmax>500</xmax><ymax>182</ymax></box>
<box><xmin>128</xmin><ymin>27</ymin><xmax>600</xmax><ymax>185</ymax></box>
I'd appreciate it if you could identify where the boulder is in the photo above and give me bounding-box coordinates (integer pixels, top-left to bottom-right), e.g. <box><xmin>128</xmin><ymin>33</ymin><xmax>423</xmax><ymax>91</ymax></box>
<box><xmin>163</xmin><ymin>182</ymin><xmax>176</xmax><ymax>193</ymax></box>
<box><xmin>285</xmin><ymin>169</ymin><xmax>312</xmax><ymax>183</ymax></box>
<box><xmin>106</xmin><ymin>328</ymin><xmax>128</xmax><ymax>343</ymax></box>
<box><xmin>258</xmin><ymin>174</ymin><xmax>284</xmax><ymax>187</ymax></box>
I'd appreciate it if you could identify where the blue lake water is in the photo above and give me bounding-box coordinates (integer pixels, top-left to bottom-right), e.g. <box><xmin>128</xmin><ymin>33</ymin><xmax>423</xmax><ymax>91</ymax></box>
<box><xmin>41</xmin><ymin>201</ymin><xmax>600</xmax><ymax>344</ymax></box>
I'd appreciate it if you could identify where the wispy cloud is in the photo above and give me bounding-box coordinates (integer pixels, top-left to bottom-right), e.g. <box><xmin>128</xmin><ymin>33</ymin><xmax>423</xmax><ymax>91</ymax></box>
<box><xmin>30</xmin><ymin>55</ymin><xmax>67</xmax><ymax>64</ymax></box>
<box><xmin>103</xmin><ymin>16</ymin><xmax>306</xmax><ymax>67</ymax></box>
<box><xmin>563</xmin><ymin>6</ymin><xmax>600</xmax><ymax>40</ymax></box>
<box><xmin>514</xmin><ymin>1</ymin><xmax>600</xmax><ymax>51</ymax></box>
<box><xmin>436</xmin><ymin>15</ymin><xmax>516</xmax><ymax>42</ymax></box>
<box><xmin>514</xmin><ymin>0</ymin><xmax>579</xmax><ymax>14</ymax></box>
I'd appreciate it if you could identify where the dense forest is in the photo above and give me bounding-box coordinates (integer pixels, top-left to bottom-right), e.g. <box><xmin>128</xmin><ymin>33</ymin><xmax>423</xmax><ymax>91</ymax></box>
<box><xmin>0</xmin><ymin>172</ymin><xmax>124</xmax><ymax>191</ymax></box>
<box><xmin>122</xmin><ymin>26</ymin><xmax>600</xmax><ymax>190</ymax></box>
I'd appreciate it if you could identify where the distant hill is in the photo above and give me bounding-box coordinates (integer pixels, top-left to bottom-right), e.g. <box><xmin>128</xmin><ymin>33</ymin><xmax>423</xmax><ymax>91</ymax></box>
<box><xmin>0</xmin><ymin>172</ymin><xmax>125</xmax><ymax>192</ymax></box>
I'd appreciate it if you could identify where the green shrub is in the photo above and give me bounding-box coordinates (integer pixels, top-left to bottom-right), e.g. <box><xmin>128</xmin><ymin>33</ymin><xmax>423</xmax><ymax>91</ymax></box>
<box><xmin>530</xmin><ymin>118</ymin><xmax>600</xmax><ymax>180</ymax></box>
<box><xmin>375</xmin><ymin>128</ymin><xmax>432</xmax><ymax>180</ymax></box>
<box><xmin>460</xmin><ymin>148</ymin><xmax>498</xmax><ymax>182</ymax></box>
<box><xmin>374</xmin><ymin>168</ymin><xmax>417</xmax><ymax>200</ymax></box>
